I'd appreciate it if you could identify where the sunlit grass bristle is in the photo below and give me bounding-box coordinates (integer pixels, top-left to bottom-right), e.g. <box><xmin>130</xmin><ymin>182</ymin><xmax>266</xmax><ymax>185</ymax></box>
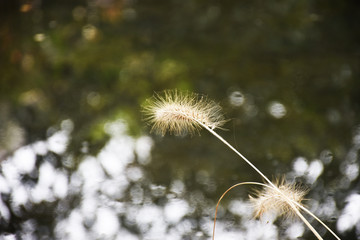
<box><xmin>212</xmin><ymin>180</ymin><xmax>310</xmax><ymax>240</ymax></box>
<box><xmin>249</xmin><ymin>178</ymin><xmax>308</xmax><ymax>219</ymax></box>
<box><xmin>142</xmin><ymin>89</ymin><xmax>227</xmax><ymax>136</ymax></box>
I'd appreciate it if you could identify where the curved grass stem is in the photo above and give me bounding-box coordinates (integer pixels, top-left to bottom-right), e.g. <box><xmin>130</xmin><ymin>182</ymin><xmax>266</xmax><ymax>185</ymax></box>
<box><xmin>298</xmin><ymin>204</ymin><xmax>341</xmax><ymax>240</ymax></box>
<box><xmin>212</xmin><ymin>182</ymin><xmax>324</xmax><ymax>240</ymax></box>
<box><xmin>212</xmin><ymin>182</ymin><xmax>260</xmax><ymax>240</ymax></box>
<box><xmin>199</xmin><ymin>124</ymin><xmax>330</xmax><ymax>240</ymax></box>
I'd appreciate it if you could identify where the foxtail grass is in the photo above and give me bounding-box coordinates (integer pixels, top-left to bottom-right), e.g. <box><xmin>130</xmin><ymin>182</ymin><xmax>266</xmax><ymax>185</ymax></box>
<box><xmin>142</xmin><ymin>89</ymin><xmax>341</xmax><ymax>240</ymax></box>
<box><xmin>142</xmin><ymin>89</ymin><xmax>226</xmax><ymax>136</ymax></box>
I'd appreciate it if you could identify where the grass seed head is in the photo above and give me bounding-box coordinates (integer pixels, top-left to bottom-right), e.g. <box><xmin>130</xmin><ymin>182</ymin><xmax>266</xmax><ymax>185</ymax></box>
<box><xmin>142</xmin><ymin>89</ymin><xmax>226</xmax><ymax>136</ymax></box>
<box><xmin>250</xmin><ymin>178</ymin><xmax>307</xmax><ymax>219</ymax></box>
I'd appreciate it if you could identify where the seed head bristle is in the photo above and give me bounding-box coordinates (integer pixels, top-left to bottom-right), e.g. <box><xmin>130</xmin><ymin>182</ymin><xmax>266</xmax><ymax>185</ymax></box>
<box><xmin>249</xmin><ymin>178</ymin><xmax>307</xmax><ymax>219</ymax></box>
<box><xmin>142</xmin><ymin>89</ymin><xmax>226</xmax><ymax>136</ymax></box>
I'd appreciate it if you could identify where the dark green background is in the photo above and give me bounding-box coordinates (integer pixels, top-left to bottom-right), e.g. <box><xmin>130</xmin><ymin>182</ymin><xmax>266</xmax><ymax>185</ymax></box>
<box><xmin>0</xmin><ymin>0</ymin><xmax>359</xmax><ymax>239</ymax></box>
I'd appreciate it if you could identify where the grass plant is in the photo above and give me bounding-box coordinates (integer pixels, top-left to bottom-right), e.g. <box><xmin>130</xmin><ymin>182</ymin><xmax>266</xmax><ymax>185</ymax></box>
<box><xmin>142</xmin><ymin>89</ymin><xmax>341</xmax><ymax>240</ymax></box>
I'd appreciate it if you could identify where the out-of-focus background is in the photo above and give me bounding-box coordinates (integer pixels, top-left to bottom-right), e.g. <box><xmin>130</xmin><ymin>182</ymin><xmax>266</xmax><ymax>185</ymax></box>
<box><xmin>0</xmin><ymin>0</ymin><xmax>359</xmax><ymax>239</ymax></box>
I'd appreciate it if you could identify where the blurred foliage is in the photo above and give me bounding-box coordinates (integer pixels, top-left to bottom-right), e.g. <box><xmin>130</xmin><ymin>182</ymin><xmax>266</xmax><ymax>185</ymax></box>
<box><xmin>1</xmin><ymin>0</ymin><xmax>359</xmax><ymax>163</ymax></box>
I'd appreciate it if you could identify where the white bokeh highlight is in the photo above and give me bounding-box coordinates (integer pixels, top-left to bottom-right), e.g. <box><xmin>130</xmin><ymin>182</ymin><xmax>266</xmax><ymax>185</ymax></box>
<box><xmin>268</xmin><ymin>101</ymin><xmax>287</xmax><ymax>119</ymax></box>
<box><xmin>337</xmin><ymin>194</ymin><xmax>360</xmax><ymax>233</ymax></box>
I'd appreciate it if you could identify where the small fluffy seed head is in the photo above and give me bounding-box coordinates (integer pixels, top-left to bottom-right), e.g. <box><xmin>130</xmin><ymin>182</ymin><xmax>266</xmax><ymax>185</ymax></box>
<box><xmin>249</xmin><ymin>179</ymin><xmax>307</xmax><ymax>219</ymax></box>
<box><xmin>142</xmin><ymin>89</ymin><xmax>226</xmax><ymax>136</ymax></box>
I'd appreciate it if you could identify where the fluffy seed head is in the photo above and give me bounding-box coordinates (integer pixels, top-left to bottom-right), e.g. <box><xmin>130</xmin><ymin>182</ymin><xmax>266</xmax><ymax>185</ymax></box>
<box><xmin>250</xmin><ymin>179</ymin><xmax>307</xmax><ymax>219</ymax></box>
<box><xmin>142</xmin><ymin>89</ymin><xmax>226</xmax><ymax>136</ymax></box>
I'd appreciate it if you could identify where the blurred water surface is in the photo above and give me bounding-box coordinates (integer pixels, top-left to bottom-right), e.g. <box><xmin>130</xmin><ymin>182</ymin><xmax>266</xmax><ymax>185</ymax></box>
<box><xmin>0</xmin><ymin>0</ymin><xmax>359</xmax><ymax>239</ymax></box>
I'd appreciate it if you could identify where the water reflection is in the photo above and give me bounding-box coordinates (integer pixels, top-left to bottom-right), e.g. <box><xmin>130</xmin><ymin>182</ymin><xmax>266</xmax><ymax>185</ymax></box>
<box><xmin>337</xmin><ymin>194</ymin><xmax>360</xmax><ymax>233</ymax></box>
<box><xmin>1</xmin><ymin>116</ymin><xmax>360</xmax><ymax>239</ymax></box>
<box><xmin>268</xmin><ymin>101</ymin><xmax>287</xmax><ymax>119</ymax></box>
<box><xmin>228</xmin><ymin>91</ymin><xmax>245</xmax><ymax>107</ymax></box>
<box><xmin>2</xmin><ymin>117</ymin><xmax>324</xmax><ymax>239</ymax></box>
<box><xmin>1</xmin><ymin>120</ymin><xmax>150</xmax><ymax>239</ymax></box>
